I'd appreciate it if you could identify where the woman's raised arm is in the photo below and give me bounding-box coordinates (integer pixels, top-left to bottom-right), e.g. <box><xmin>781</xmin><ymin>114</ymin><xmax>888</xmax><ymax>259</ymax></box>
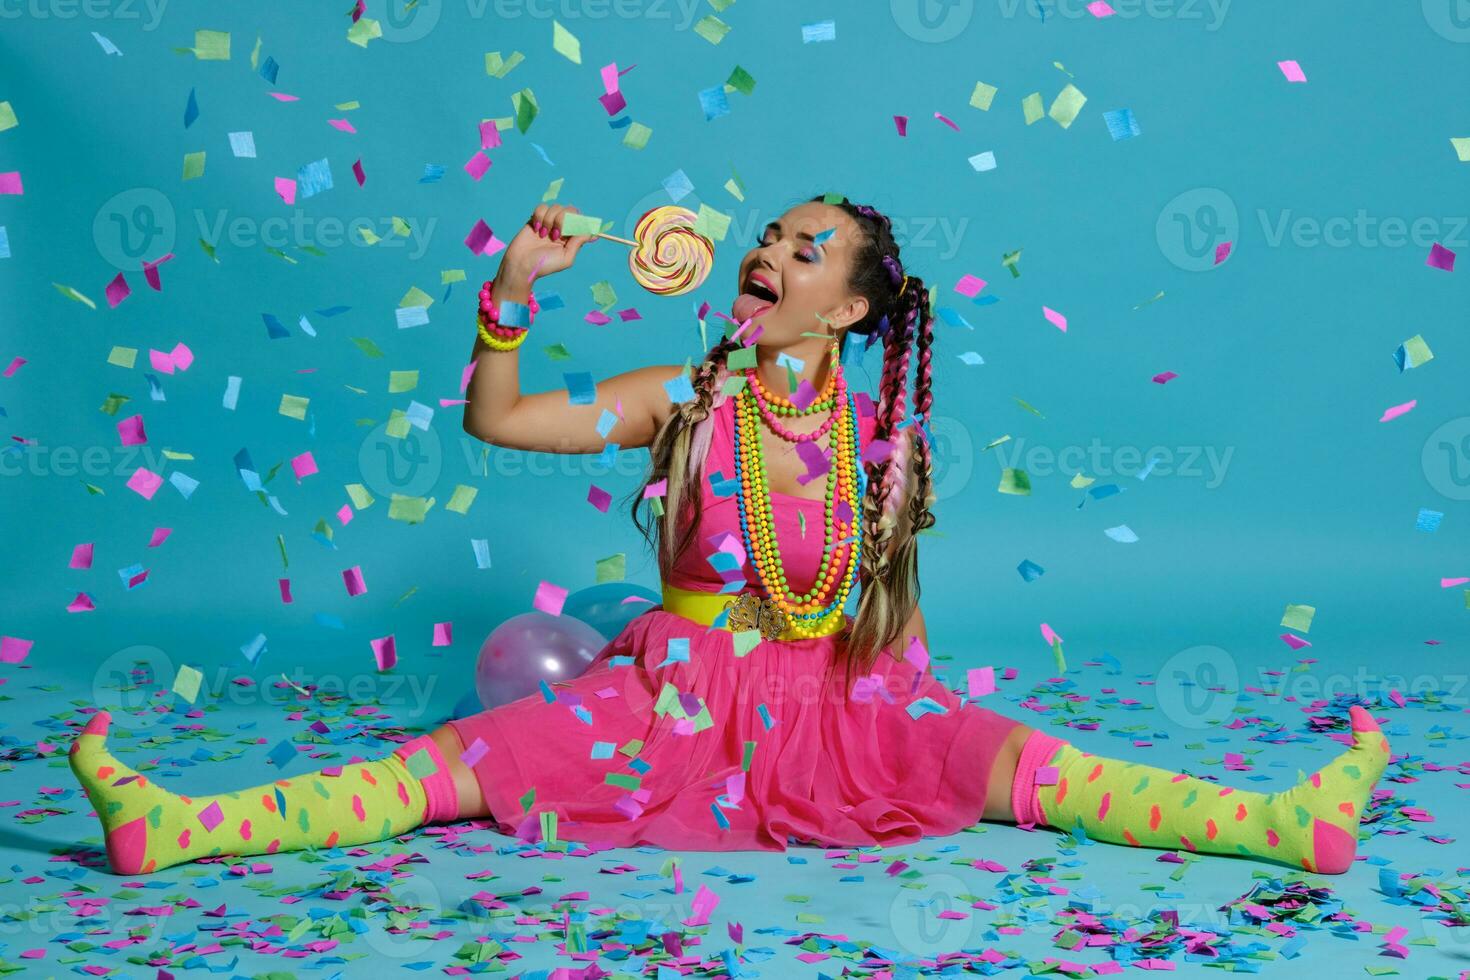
<box><xmin>462</xmin><ymin>203</ymin><xmax>689</xmax><ymax>453</ymax></box>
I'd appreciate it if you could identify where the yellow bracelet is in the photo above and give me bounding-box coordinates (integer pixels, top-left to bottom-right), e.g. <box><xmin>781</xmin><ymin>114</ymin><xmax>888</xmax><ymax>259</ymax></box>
<box><xmin>477</xmin><ymin>317</ymin><xmax>529</xmax><ymax>352</ymax></box>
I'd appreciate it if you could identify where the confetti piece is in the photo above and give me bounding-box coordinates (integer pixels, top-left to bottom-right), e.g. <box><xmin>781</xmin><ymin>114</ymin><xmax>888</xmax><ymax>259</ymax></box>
<box><xmin>1379</xmin><ymin>399</ymin><xmax>1416</xmax><ymax>422</ymax></box>
<box><xmin>1426</xmin><ymin>242</ymin><xmax>1455</xmax><ymax>271</ymax></box>
<box><xmin>1042</xmin><ymin>306</ymin><xmax>1068</xmax><ymax>332</ymax></box>
<box><xmin>1152</xmin><ymin>371</ymin><xmax>1178</xmax><ymax>384</ymax></box>
<box><xmin>1048</xmin><ymin>84</ymin><xmax>1087</xmax><ymax>128</ymax></box>
<box><xmin>1277</xmin><ymin>59</ymin><xmax>1307</xmax><ymax>82</ymax></box>
<box><xmin>371</xmin><ymin>634</ymin><xmax>397</xmax><ymax>670</ymax></box>
<box><xmin>535</xmin><ymin>580</ymin><xmax>568</xmax><ymax>616</ymax></box>
<box><xmin>968</xmin><ymin>151</ymin><xmax>997</xmax><ymax>172</ymax></box>
<box><xmin>1103</xmin><ymin>524</ymin><xmax>1139</xmax><ymax>543</ymax></box>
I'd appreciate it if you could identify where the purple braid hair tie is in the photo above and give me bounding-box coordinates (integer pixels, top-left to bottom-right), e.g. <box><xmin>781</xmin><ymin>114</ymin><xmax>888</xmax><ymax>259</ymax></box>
<box><xmin>881</xmin><ymin>254</ymin><xmax>904</xmax><ymax>288</ymax></box>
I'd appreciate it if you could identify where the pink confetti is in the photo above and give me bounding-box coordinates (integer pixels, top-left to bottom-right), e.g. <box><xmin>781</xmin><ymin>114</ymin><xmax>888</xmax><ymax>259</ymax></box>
<box><xmin>0</xmin><ymin>636</ymin><xmax>33</xmax><ymax>664</ymax></box>
<box><xmin>1427</xmin><ymin>242</ymin><xmax>1456</xmax><ymax>271</ymax></box>
<box><xmin>69</xmin><ymin>542</ymin><xmax>94</xmax><ymax>569</ymax></box>
<box><xmin>480</xmin><ymin>120</ymin><xmax>502</xmax><ymax>150</ymax></box>
<box><xmin>1214</xmin><ymin>241</ymin><xmax>1233</xmax><ymax>264</ymax></box>
<box><xmin>197</xmin><ymin>800</ymin><xmax>224</xmax><ymax>831</ymax></box>
<box><xmin>352</xmin><ymin>158</ymin><xmax>366</xmax><ymax>186</ymax></box>
<box><xmin>934</xmin><ymin>111</ymin><xmax>960</xmax><ymax>131</ymax></box>
<box><xmin>432</xmin><ymin>622</ymin><xmax>453</xmax><ymax>646</ymax></box>
<box><xmin>1040</xmin><ymin>622</ymin><xmax>1063</xmax><ymax>646</ymax></box>
<box><xmin>893</xmin><ymin>115</ymin><xmax>908</xmax><ymax>136</ymax></box>
<box><xmin>1379</xmin><ymin>399</ymin><xmax>1417</xmax><ymax>422</ymax></box>
<box><xmin>67</xmin><ymin>593</ymin><xmax>95</xmax><ymax>613</ymax></box>
<box><xmin>968</xmin><ymin>666</ymin><xmax>996</xmax><ymax>697</ymax></box>
<box><xmin>371</xmin><ymin>634</ymin><xmax>397</xmax><ymax>671</ymax></box>
<box><xmin>1440</xmin><ymin>577</ymin><xmax>1469</xmax><ymax>588</ymax></box>
<box><xmin>170</xmin><ymin>341</ymin><xmax>194</xmax><ymax>371</ymax></box>
<box><xmin>342</xmin><ymin>565</ymin><xmax>367</xmax><ymax>597</ymax></box>
<box><xmin>105</xmin><ymin>273</ymin><xmax>131</xmax><ymax>308</ymax></box>
<box><xmin>148</xmin><ymin>348</ymin><xmax>175</xmax><ymax>374</ymax></box>
<box><xmin>274</xmin><ymin>177</ymin><xmax>297</xmax><ymax>205</ymax></box>
<box><xmin>2</xmin><ymin>357</ymin><xmax>25</xmax><ymax>378</ymax></box>
<box><xmin>464</xmin><ymin>151</ymin><xmax>492</xmax><ymax>181</ymax></box>
<box><xmin>117</xmin><ymin>414</ymin><xmax>147</xmax><ymax>446</ymax></box>
<box><xmin>327</xmin><ymin>117</ymin><xmax>356</xmax><ymax>134</ymax></box>
<box><xmin>290</xmin><ymin>451</ymin><xmax>317</xmax><ymax>481</ymax></box>
<box><xmin>585</xmin><ymin>310</ymin><xmax>612</xmax><ymax>326</ymax></box>
<box><xmin>464</xmin><ymin>219</ymin><xmax>506</xmax><ymax>256</ymax></box>
<box><xmin>1042</xmin><ymin>306</ymin><xmax>1068</xmax><ymax>332</ymax></box>
<box><xmin>588</xmin><ymin>484</ymin><xmax>612</xmax><ymax>512</ymax></box>
<box><xmin>460</xmin><ymin>737</ymin><xmax>488</xmax><ymax>767</ymax></box>
<box><xmin>862</xmin><ymin>439</ymin><xmax>893</xmax><ymax>465</ymax></box>
<box><xmin>126</xmin><ymin>467</ymin><xmax>164</xmax><ymax>500</ymax></box>
<box><xmin>0</xmin><ymin>172</ymin><xmax>22</xmax><ymax>195</ymax></box>
<box><xmin>534</xmin><ymin>580</ymin><xmax>569</xmax><ymax>616</ymax></box>
<box><xmin>1277</xmin><ymin>60</ymin><xmax>1307</xmax><ymax>82</ymax></box>
<box><xmin>1087</xmin><ymin>0</ymin><xmax>1115</xmax><ymax>14</ymax></box>
<box><xmin>279</xmin><ymin>578</ymin><xmax>293</xmax><ymax>603</ymax></box>
<box><xmin>954</xmin><ymin>274</ymin><xmax>987</xmax><ymax>297</ymax></box>
<box><xmin>1279</xmin><ymin>632</ymin><xmax>1312</xmax><ymax>650</ymax></box>
<box><xmin>1152</xmin><ymin>371</ymin><xmax>1178</xmax><ymax>384</ymax></box>
<box><xmin>336</xmin><ymin>503</ymin><xmax>353</xmax><ymax>525</ymax></box>
<box><xmin>146</xmin><ymin>527</ymin><xmax>172</xmax><ymax>548</ymax></box>
<box><xmin>143</xmin><ymin>252</ymin><xmax>175</xmax><ymax>291</ymax></box>
<box><xmin>267</xmin><ymin>92</ymin><xmax>300</xmax><ymax>102</ymax></box>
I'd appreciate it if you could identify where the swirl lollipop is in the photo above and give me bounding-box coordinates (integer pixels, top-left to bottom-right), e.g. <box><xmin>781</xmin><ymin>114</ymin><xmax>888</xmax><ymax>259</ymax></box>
<box><xmin>597</xmin><ymin>205</ymin><xmax>714</xmax><ymax>296</ymax></box>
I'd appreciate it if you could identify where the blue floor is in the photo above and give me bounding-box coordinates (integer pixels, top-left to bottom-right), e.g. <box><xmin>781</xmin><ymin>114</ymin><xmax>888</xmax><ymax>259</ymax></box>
<box><xmin>3</xmin><ymin>640</ymin><xmax>1467</xmax><ymax>979</ymax></box>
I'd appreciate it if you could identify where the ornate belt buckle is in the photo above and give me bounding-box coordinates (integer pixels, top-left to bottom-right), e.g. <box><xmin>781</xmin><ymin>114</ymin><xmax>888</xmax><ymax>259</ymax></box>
<box><xmin>725</xmin><ymin>593</ymin><xmax>789</xmax><ymax>642</ymax></box>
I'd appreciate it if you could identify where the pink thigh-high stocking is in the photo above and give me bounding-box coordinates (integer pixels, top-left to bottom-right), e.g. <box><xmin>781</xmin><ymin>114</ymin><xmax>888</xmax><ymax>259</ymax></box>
<box><xmin>1009</xmin><ymin>706</ymin><xmax>1390</xmax><ymax>874</ymax></box>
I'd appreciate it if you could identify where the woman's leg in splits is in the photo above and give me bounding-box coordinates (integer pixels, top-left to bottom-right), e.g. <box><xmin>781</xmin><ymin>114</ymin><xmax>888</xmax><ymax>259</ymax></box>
<box><xmin>986</xmin><ymin>707</ymin><xmax>1390</xmax><ymax>874</ymax></box>
<box><xmin>68</xmin><ymin>710</ymin><xmax>484</xmax><ymax>875</ymax></box>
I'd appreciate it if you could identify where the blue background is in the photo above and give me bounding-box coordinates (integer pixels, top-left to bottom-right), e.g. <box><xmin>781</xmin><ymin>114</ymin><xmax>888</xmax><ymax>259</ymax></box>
<box><xmin>2</xmin><ymin>1</ymin><xmax>1469</xmax><ymax>976</ymax></box>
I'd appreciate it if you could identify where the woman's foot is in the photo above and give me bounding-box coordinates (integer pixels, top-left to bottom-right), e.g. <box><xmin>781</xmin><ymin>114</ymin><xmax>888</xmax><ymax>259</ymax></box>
<box><xmin>68</xmin><ymin>710</ymin><xmax>214</xmax><ymax>874</ymax></box>
<box><xmin>1257</xmin><ymin>704</ymin><xmax>1390</xmax><ymax>873</ymax></box>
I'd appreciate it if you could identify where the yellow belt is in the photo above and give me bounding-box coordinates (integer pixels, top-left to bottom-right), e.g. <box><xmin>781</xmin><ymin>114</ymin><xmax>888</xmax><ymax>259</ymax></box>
<box><xmin>660</xmin><ymin>584</ymin><xmax>846</xmax><ymax>642</ymax></box>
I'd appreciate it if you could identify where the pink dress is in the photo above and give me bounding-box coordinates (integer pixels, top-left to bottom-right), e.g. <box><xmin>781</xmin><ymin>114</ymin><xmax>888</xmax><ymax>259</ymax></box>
<box><xmin>448</xmin><ymin>394</ymin><xmax>1022</xmax><ymax>851</ymax></box>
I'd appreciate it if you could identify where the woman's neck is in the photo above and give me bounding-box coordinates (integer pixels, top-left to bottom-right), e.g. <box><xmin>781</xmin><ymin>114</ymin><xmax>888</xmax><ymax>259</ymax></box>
<box><xmin>752</xmin><ymin>339</ymin><xmax>836</xmax><ymax>402</ymax></box>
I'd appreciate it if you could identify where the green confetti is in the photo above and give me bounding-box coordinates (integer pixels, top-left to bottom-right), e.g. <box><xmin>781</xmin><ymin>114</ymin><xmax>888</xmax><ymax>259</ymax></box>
<box><xmin>969</xmin><ymin>81</ymin><xmax>998</xmax><ymax>110</ymax></box>
<box><xmin>107</xmin><ymin>346</ymin><xmax>137</xmax><ymax>368</ymax></box>
<box><xmin>440</xmin><ymin>268</ymin><xmax>466</xmax><ymax>284</ymax></box>
<box><xmin>543</xmin><ymin>342</ymin><xmax>572</xmax><ymax>361</ymax></box>
<box><xmin>278</xmin><ymin>394</ymin><xmax>309</xmax><ymax>420</ymax></box>
<box><xmin>53</xmin><ymin>282</ymin><xmax>97</xmax><ymax>309</ymax></box>
<box><xmin>693</xmin><ymin>14</ymin><xmax>730</xmax><ymax>44</ymax></box>
<box><xmin>388</xmin><ymin>370</ymin><xmax>419</xmax><ymax>393</ymax></box>
<box><xmin>595</xmin><ymin>553</ymin><xmax>626</xmax><ymax>583</ymax></box>
<box><xmin>512</xmin><ymin>87</ymin><xmax>538</xmax><ymax>133</ymax></box>
<box><xmin>590</xmin><ymin>279</ymin><xmax>618</xmax><ymax>310</ymax></box>
<box><xmin>561</xmin><ymin>213</ymin><xmax>604</xmax><ymax>238</ymax></box>
<box><xmin>192</xmin><ymin>29</ymin><xmax>231</xmax><ymax>60</ymax></box>
<box><xmin>388</xmin><ymin>494</ymin><xmax>435</xmax><ymax>524</ymax></box>
<box><xmin>446</xmin><ymin>484</ymin><xmax>478</xmax><ymax>515</ymax></box>
<box><xmin>277</xmin><ymin>533</ymin><xmax>289</xmax><ymax>568</ymax></box>
<box><xmin>182</xmin><ymin>150</ymin><xmax>206</xmax><ymax>180</ymax></box>
<box><xmin>99</xmin><ymin>393</ymin><xmax>130</xmax><ymax>415</ymax></box>
<box><xmin>1021</xmin><ymin>92</ymin><xmax>1043</xmax><ymax>125</ymax></box>
<box><xmin>551</xmin><ymin>20</ymin><xmax>581</xmax><ymax>63</ymax></box>
<box><xmin>693</xmin><ymin>203</ymin><xmax>731</xmax><ymax>241</ymax></box>
<box><xmin>485</xmin><ymin>50</ymin><xmax>524</xmax><ymax>78</ymax></box>
<box><xmin>346</xmin><ymin>17</ymin><xmax>382</xmax><ymax>47</ymax></box>
<box><xmin>541</xmin><ymin>177</ymin><xmax>564</xmax><ymax>202</ymax></box>
<box><xmin>1048</xmin><ymin>84</ymin><xmax>1087</xmax><ymax>129</ymax></box>
<box><xmin>399</xmin><ymin>286</ymin><xmax>434</xmax><ymax>308</ymax></box>
<box><xmin>0</xmin><ymin>101</ymin><xmax>17</xmax><ymax>132</ymax></box>
<box><xmin>345</xmin><ymin>483</ymin><xmax>375</xmax><ymax>509</ymax></box>
<box><xmin>998</xmin><ymin>468</ymin><xmax>1031</xmax><ymax>495</ymax></box>
<box><xmin>1281</xmin><ymin>603</ymin><xmax>1315</xmax><ymax>633</ymax></box>
<box><xmin>725</xmin><ymin>65</ymin><xmax>756</xmax><ymax>95</ymax></box>
<box><xmin>622</xmin><ymin>121</ymin><xmax>652</xmax><ymax>150</ymax></box>
<box><xmin>1013</xmin><ymin>396</ymin><xmax>1045</xmax><ymax>418</ymax></box>
<box><xmin>351</xmin><ymin>337</ymin><xmax>385</xmax><ymax>358</ymax></box>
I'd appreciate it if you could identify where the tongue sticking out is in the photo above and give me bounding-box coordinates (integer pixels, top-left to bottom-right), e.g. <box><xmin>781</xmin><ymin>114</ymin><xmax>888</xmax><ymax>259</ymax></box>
<box><xmin>732</xmin><ymin>292</ymin><xmax>774</xmax><ymax>324</ymax></box>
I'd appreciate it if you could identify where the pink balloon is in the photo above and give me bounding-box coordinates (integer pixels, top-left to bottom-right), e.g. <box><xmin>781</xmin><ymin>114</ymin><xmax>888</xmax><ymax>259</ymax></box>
<box><xmin>474</xmin><ymin>611</ymin><xmax>608</xmax><ymax>711</ymax></box>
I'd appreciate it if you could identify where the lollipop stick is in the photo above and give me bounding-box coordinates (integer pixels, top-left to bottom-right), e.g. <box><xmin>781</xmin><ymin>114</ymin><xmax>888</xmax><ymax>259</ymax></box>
<box><xmin>593</xmin><ymin>232</ymin><xmax>638</xmax><ymax>247</ymax></box>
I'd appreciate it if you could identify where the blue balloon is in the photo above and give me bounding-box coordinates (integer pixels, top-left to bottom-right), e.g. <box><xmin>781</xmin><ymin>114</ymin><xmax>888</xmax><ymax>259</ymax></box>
<box><xmin>561</xmin><ymin>582</ymin><xmax>662</xmax><ymax>639</ymax></box>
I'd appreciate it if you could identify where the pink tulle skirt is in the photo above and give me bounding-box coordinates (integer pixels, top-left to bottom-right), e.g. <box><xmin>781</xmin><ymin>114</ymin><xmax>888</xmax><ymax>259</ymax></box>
<box><xmin>447</xmin><ymin>608</ymin><xmax>1021</xmax><ymax>851</ymax></box>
